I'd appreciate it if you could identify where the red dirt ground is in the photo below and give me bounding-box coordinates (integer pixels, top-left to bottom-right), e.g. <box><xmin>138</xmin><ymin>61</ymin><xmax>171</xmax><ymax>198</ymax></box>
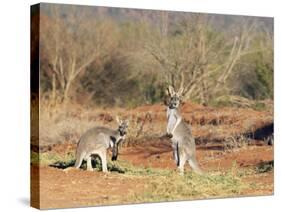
<box><xmin>33</xmin><ymin>102</ymin><xmax>273</xmax><ymax>209</ymax></box>
<box><xmin>33</xmin><ymin>165</ymin><xmax>146</xmax><ymax>209</ymax></box>
<box><xmin>32</xmin><ymin>140</ymin><xmax>273</xmax><ymax>209</ymax></box>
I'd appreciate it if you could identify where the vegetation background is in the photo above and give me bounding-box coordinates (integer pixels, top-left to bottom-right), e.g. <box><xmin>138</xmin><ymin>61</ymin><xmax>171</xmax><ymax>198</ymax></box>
<box><xmin>33</xmin><ymin>3</ymin><xmax>273</xmax><ymax>108</ymax></box>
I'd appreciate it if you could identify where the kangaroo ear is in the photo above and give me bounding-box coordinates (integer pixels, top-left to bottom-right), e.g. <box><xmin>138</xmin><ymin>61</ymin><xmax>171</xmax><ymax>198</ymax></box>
<box><xmin>125</xmin><ymin>119</ymin><xmax>130</xmax><ymax>126</ymax></box>
<box><xmin>116</xmin><ymin>116</ymin><xmax>121</xmax><ymax>124</ymax></box>
<box><xmin>167</xmin><ymin>85</ymin><xmax>175</xmax><ymax>96</ymax></box>
<box><xmin>177</xmin><ymin>87</ymin><xmax>184</xmax><ymax>97</ymax></box>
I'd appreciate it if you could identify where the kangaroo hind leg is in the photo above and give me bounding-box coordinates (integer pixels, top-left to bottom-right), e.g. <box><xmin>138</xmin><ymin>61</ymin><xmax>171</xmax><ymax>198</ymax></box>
<box><xmin>74</xmin><ymin>151</ymin><xmax>86</xmax><ymax>169</ymax></box>
<box><xmin>63</xmin><ymin>151</ymin><xmax>85</xmax><ymax>173</ymax></box>
<box><xmin>100</xmin><ymin>151</ymin><xmax>108</xmax><ymax>173</ymax></box>
<box><xmin>178</xmin><ymin>152</ymin><xmax>187</xmax><ymax>175</ymax></box>
<box><xmin>86</xmin><ymin>156</ymin><xmax>94</xmax><ymax>171</ymax></box>
<box><xmin>172</xmin><ymin>142</ymin><xmax>180</xmax><ymax>167</ymax></box>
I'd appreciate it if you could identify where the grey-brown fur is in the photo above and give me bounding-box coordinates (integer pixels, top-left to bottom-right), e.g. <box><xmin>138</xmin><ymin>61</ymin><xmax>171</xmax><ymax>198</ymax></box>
<box><xmin>166</xmin><ymin>86</ymin><xmax>203</xmax><ymax>175</ymax></box>
<box><xmin>68</xmin><ymin>117</ymin><xmax>128</xmax><ymax>173</ymax></box>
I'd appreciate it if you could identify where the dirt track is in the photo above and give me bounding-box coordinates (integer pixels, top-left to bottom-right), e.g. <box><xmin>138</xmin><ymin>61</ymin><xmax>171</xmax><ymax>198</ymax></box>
<box><xmin>32</xmin><ymin>140</ymin><xmax>273</xmax><ymax>209</ymax></box>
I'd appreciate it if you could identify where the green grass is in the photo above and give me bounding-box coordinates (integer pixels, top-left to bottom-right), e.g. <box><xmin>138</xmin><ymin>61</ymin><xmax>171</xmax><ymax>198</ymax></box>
<box><xmin>108</xmin><ymin>160</ymin><xmax>172</xmax><ymax>176</ymax></box>
<box><xmin>32</xmin><ymin>151</ymin><xmax>252</xmax><ymax>201</ymax></box>
<box><xmin>106</xmin><ymin>160</ymin><xmax>250</xmax><ymax>202</ymax></box>
<box><xmin>31</xmin><ymin>151</ymin><xmax>76</xmax><ymax>167</ymax></box>
<box><xmin>131</xmin><ymin>173</ymin><xmax>245</xmax><ymax>202</ymax></box>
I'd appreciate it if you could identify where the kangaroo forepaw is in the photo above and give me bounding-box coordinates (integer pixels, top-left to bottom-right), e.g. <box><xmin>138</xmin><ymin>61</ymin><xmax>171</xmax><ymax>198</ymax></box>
<box><xmin>166</xmin><ymin>133</ymin><xmax>173</xmax><ymax>138</ymax></box>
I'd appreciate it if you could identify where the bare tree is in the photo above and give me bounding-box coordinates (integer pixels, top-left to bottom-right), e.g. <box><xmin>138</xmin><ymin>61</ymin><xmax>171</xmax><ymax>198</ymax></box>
<box><xmin>145</xmin><ymin>14</ymin><xmax>258</xmax><ymax>104</ymax></box>
<box><xmin>38</xmin><ymin>6</ymin><xmax>272</xmax><ymax>107</ymax></box>
<box><xmin>40</xmin><ymin>5</ymin><xmax>118</xmax><ymax>104</ymax></box>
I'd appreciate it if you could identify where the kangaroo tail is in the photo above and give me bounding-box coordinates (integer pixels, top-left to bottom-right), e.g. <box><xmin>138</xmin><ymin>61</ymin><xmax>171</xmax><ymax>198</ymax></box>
<box><xmin>189</xmin><ymin>156</ymin><xmax>204</xmax><ymax>175</ymax></box>
<box><xmin>74</xmin><ymin>151</ymin><xmax>85</xmax><ymax>169</ymax></box>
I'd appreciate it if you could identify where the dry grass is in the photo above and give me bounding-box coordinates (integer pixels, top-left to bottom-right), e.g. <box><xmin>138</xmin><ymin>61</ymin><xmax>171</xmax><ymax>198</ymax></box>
<box><xmin>37</xmin><ymin>101</ymin><xmax>273</xmax><ymax>149</ymax></box>
<box><xmin>38</xmin><ymin>102</ymin><xmax>164</xmax><ymax>148</ymax></box>
<box><xmin>39</xmin><ymin>103</ymin><xmax>125</xmax><ymax>146</ymax></box>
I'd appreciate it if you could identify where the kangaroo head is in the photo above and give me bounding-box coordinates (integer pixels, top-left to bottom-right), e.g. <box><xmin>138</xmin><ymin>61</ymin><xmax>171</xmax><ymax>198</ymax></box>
<box><xmin>111</xmin><ymin>117</ymin><xmax>129</xmax><ymax>161</ymax></box>
<box><xmin>165</xmin><ymin>85</ymin><xmax>184</xmax><ymax>109</ymax></box>
<box><xmin>116</xmin><ymin>116</ymin><xmax>129</xmax><ymax>136</ymax></box>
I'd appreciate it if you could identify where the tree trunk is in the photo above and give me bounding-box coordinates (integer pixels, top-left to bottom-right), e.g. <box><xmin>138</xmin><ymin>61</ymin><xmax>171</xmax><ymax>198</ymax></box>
<box><xmin>51</xmin><ymin>73</ymin><xmax>57</xmax><ymax>104</ymax></box>
<box><xmin>62</xmin><ymin>81</ymin><xmax>71</xmax><ymax>104</ymax></box>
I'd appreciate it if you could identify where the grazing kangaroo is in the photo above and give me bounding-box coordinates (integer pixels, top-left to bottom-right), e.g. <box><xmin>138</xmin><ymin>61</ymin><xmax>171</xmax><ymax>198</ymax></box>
<box><xmin>65</xmin><ymin>117</ymin><xmax>129</xmax><ymax>173</ymax></box>
<box><xmin>165</xmin><ymin>85</ymin><xmax>203</xmax><ymax>175</ymax></box>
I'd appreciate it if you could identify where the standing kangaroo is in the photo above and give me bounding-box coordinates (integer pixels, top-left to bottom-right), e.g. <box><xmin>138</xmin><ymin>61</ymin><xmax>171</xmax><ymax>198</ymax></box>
<box><xmin>65</xmin><ymin>117</ymin><xmax>129</xmax><ymax>173</ymax></box>
<box><xmin>165</xmin><ymin>85</ymin><xmax>203</xmax><ymax>175</ymax></box>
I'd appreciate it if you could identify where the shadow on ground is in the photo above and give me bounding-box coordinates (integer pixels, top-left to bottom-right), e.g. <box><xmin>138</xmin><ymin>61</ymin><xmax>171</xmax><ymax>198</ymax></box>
<box><xmin>255</xmin><ymin>160</ymin><xmax>274</xmax><ymax>173</ymax></box>
<box><xmin>49</xmin><ymin>158</ymin><xmax>125</xmax><ymax>174</ymax></box>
